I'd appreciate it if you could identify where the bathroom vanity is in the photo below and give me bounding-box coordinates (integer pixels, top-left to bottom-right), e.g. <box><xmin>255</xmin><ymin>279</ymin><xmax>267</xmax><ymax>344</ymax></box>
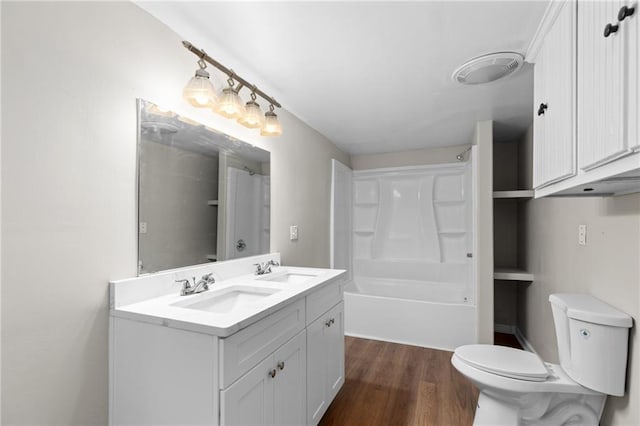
<box><xmin>109</xmin><ymin>254</ymin><xmax>346</xmax><ymax>425</ymax></box>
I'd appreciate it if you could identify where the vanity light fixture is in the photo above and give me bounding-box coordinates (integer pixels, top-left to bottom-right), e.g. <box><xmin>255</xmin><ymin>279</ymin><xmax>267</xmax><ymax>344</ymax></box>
<box><xmin>183</xmin><ymin>58</ymin><xmax>218</xmax><ymax>108</ymax></box>
<box><xmin>215</xmin><ymin>76</ymin><xmax>246</xmax><ymax>119</ymax></box>
<box><xmin>260</xmin><ymin>105</ymin><xmax>283</xmax><ymax>137</ymax></box>
<box><xmin>182</xmin><ymin>40</ymin><xmax>283</xmax><ymax>136</ymax></box>
<box><xmin>238</xmin><ymin>91</ymin><xmax>265</xmax><ymax>129</ymax></box>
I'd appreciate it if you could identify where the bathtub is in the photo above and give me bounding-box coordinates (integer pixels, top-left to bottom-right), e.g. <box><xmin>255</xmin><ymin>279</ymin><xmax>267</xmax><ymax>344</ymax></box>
<box><xmin>344</xmin><ymin>277</ymin><xmax>477</xmax><ymax>351</ymax></box>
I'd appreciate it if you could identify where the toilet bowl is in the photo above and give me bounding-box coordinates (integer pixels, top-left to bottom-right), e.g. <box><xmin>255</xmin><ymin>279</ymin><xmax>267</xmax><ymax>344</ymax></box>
<box><xmin>452</xmin><ymin>294</ymin><xmax>632</xmax><ymax>426</ymax></box>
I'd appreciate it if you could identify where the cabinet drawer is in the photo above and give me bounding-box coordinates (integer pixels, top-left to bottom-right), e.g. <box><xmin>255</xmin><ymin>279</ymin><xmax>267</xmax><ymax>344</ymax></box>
<box><xmin>306</xmin><ymin>279</ymin><xmax>344</xmax><ymax>326</ymax></box>
<box><xmin>220</xmin><ymin>299</ymin><xmax>305</xmax><ymax>388</ymax></box>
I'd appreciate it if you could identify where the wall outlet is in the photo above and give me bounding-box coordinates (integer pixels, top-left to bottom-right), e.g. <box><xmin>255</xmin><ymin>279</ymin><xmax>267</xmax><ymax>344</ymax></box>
<box><xmin>578</xmin><ymin>224</ymin><xmax>587</xmax><ymax>246</ymax></box>
<box><xmin>140</xmin><ymin>222</ymin><xmax>148</xmax><ymax>234</ymax></box>
<box><xmin>290</xmin><ymin>225</ymin><xmax>298</xmax><ymax>241</ymax></box>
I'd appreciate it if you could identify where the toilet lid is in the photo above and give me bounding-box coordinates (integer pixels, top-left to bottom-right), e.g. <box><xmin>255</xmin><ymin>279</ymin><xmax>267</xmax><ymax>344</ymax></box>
<box><xmin>454</xmin><ymin>345</ymin><xmax>549</xmax><ymax>382</ymax></box>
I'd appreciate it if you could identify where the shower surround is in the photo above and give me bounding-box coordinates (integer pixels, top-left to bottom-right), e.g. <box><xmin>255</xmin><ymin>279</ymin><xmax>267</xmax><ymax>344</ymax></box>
<box><xmin>344</xmin><ymin>163</ymin><xmax>476</xmax><ymax>350</ymax></box>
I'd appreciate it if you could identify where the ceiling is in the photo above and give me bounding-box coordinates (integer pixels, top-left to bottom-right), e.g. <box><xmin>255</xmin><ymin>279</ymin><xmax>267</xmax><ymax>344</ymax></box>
<box><xmin>138</xmin><ymin>1</ymin><xmax>548</xmax><ymax>155</ymax></box>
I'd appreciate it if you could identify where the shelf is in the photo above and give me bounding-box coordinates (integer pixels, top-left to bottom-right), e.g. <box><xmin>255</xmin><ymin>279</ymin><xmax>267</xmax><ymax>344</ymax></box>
<box><xmin>353</xmin><ymin>229</ymin><xmax>375</xmax><ymax>234</ymax></box>
<box><xmin>207</xmin><ymin>200</ymin><xmax>219</xmax><ymax>206</ymax></box>
<box><xmin>438</xmin><ymin>230</ymin><xmax>466</xmax><ymax>235</ymax></box>
<box><xmin>494</xmin><ymin>268</ymin><xmax>534</xmax><ymax>281</ymax></box>
<box><xmin>206</xmin><ymin>254</ymin><xmax>217</xmax><ymax>261</ymax></box>
<box><xmin>492</xmin><ymin>190</ymin><xmax>534</xmax><ymax>199</ymax></box>
<box><xmin>433</xmin><ymin>199</ymin><xmax>465</xmax><ymax>205</ymax></box>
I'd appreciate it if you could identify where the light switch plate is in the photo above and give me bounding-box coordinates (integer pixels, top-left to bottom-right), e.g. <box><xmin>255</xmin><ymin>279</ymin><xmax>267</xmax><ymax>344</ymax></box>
<box><xmin>290</xmin><ymin>225</ymin><xmax>298</xmax><ymax>241</ymax></box>
<box><xmin>578</xmin><ymin>224</ymin><xmax>586</xmax><ymax>246</ymax></box>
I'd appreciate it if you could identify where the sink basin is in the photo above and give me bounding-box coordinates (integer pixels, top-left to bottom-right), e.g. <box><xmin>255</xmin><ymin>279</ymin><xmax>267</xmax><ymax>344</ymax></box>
<box><xmin>171</xmin><ymin>286</ymin><xmax>281</xmax><ymax>314</ymax></box>
<box><xmin>256</xmin><ymin>270</ymin><xmax>319</xmax><ymax>285</ymax></box>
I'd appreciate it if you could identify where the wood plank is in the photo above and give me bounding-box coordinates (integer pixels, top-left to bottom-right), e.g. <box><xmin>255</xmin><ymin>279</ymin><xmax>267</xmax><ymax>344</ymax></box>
<box><xmin>319</xmin><ymin>337</ymin><xmax>479</xmax><ymax>426</ymax></box>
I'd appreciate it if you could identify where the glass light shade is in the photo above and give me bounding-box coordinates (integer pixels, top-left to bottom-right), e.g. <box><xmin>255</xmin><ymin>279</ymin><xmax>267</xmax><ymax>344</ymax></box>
<box><xmin>260</xmin><ymin>111</ymin><xmax>283</xmax><ymax>136</ymax></box>
<box><xmin>183</xmin><ymin>69</ymin><xmax>218</xmax><ymax>108</ymax></box>
<box><xmin>238</xmin><ymin>101</ymin><xmax>265</xmax><ymax>129</ymax></box>
<box><xmin>215</xmin><ymin>88</ymin><xmax>245</xmax><ymax>119</ymax></box>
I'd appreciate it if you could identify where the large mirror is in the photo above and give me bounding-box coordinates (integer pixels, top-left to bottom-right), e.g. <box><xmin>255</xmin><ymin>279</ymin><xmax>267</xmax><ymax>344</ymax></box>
<box><xmin>137</xmin><ymin>99</ymin><xmax>270</xmax><ymax>274</ymax></box>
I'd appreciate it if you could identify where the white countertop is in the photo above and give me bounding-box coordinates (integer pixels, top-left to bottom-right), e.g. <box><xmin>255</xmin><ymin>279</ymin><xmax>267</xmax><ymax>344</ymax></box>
<box><xmin>110</xmin><ymin>266</ymin><xmax>346</xmax><ymax>337</ymax></box>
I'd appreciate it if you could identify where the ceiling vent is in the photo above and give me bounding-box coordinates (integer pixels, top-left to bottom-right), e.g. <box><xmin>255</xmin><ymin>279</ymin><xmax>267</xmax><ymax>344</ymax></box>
<box><xmin>452</xmin><ymin>52</ymin><xmax>524</xmax><ymax>85</ymax></box>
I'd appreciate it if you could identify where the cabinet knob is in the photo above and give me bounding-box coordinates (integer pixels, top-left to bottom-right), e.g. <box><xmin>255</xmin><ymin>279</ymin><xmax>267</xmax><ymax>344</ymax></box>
<box><xmin>330</xmin><ymin>318</ymin><xmax>335</xmax><ymax>325</ymax></box>
<box><xmin>618</xmin><ymin>5</ymin><xmax>635</xmax><ymax>21</ymax></box>
<box><xmin>268</xmin><ymin>369</ymin><xmax>277</xmax><ymax>378</ymax></box>
<box><xmin>277</xmin><ymin>361</ymin><xmax>285</xmax><ymax>370</ymax></box>
<box><xmin>604</xmin><ymin>23</ymin><xmax>619</xmax><ymax>37</ymax></box>
<box><xmin>325</xmin><ymin>320</ymin><xmax>332</xmax><ymax>327</ymax></box>
<box><xmin>537</xmin><ymin>103</ymin><xmax>548</xmax><ymax>116</ymax></box>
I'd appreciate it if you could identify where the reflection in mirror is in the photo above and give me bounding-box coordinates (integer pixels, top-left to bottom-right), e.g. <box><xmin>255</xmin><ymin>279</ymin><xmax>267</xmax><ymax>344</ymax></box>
<box><xmin>137</xmin><ymin>99</ymin><xmax>270</xmax><ymax>274</ymax></box>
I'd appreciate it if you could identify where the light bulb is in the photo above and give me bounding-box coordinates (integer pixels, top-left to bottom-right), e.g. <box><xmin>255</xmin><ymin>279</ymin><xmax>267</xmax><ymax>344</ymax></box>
<box><xmin>183</xmin><ymin>68</ymin><xmax>217</xmax><ymax>108</ymax></box>
<box><xmin>215</xmin><ymin>87</ymin><xmax>245</xmax><ymax>119</ymax></box>
<box><xmin>238</xmin><ymin>100</ymin><xmax>265</xmax><ymax>129</ymax></box>
<box><xmin>260</xmin><ymin>110</ymin><xmax>283</xmax><ymax>136</ymax></box>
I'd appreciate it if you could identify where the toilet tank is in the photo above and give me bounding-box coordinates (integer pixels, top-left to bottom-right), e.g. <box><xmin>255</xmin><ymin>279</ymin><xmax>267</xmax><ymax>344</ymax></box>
<box><xmin>550</xmin><ymin>294</ymin><xmax>633</xmax><ymax>396</ymax></box>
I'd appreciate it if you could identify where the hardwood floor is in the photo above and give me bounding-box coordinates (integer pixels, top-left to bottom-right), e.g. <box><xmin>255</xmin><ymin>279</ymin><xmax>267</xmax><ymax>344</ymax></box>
<box><xmin>318</xmin><ymin>337</ymin><xmax>479</xmax><ymax>426</ymax></box>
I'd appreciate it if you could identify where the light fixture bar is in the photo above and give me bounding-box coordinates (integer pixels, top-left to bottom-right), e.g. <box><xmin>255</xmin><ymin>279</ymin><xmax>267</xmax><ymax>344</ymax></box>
<box><xmin>182</xmin><ymin>40</ymin><xmax>281</xmax><ymax>109</ymax></box>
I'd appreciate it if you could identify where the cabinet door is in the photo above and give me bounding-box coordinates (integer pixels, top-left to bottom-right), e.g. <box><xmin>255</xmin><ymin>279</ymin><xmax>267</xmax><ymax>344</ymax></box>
<box><xmin>307</xmin><ymin>314</ymin><xmax>329</xmax><ymax>425</ymax></box>
<box><xmin>221</xmin><ymin>355</ymin><xmax>275</xmax><ymax>426</ymax></box>
<box><xmin>273</xmin><ymin>331</ymin><xmax>307</xmax><ymax>426</ymax></box>
<box><xmin>578</xmin><ymin>0</ymin><xmax>630</xmax><ymax>170</ymax></box>
<box><xmin>533</xmin><ymin>1</ymin><xmax>576</xmax><ymax>188</ymax></box>
<box><xmin>326</xmin><ymin>302</ymin><xmax>345</xmax><ymax>402</ymax></box>
<box><xmin>623</xmin><ymin>1</ymin><xmax>639</xmax><ymax>152</ymax></box>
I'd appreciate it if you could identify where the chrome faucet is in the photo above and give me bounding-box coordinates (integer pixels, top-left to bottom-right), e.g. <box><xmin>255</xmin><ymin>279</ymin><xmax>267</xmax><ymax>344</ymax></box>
<box><xmin>254</xmin><ymin>260</ymin><xmax>280</xmax><ymax>275</ymax></box>
<box><xmin>176</xmin><ymin>273</ymin><xmax>215</xmax><ymax>296</ymax></box>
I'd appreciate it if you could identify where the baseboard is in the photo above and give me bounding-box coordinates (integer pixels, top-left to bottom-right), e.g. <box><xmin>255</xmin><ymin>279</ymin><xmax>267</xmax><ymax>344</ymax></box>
<box><xmin>494</xmin><ymin>323</ymin><xmax>516</xmax><ymax>334</ymax></box>
<box><xmin>515</xmin><ymin>328</ymin><xmax>537</xmax><ymax>354</ymax></box>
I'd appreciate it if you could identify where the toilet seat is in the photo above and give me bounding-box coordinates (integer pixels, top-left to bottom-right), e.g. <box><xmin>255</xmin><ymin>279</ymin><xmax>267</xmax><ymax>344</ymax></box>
<box><xmin>454</xmin><ymin>345</ymin><xmax>549</xmax><ymax>382</ymax></box>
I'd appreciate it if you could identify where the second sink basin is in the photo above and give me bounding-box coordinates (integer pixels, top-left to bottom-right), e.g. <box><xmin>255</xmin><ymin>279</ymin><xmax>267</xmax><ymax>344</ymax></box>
<box><xmin>172</xmin><ymin>285</ymin><xmax>281</xmax><ymax>314</ymax></box>
<box><xmin>256</xmin><ymin>270</ymin><xmax>319</xmax><ymax>285</ymax></box>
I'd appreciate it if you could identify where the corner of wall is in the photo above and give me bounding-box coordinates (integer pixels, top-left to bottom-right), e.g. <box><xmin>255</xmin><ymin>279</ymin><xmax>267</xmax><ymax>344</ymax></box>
<box><xmin>473</xmin><ymin>120</ymin><xmax>494</xmax><ymax>344</ymax></box>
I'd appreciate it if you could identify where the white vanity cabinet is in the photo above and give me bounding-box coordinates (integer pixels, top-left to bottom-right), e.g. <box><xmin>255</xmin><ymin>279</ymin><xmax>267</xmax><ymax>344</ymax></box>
<box><xmin>305</xmin><ymin>278</ymin><xmax>345</xmax><ymax>425</ymax></box>
<box><xmin>307</xmin><ymin>302</ymin><xmax>345</xmax><ymax>425</ymax></box>
<box><xmin>529</xmin><ymin>0</ymin><xmax>640</xmax><ymax>196</ymax></box>
<box><xmin>221</xmin><ymin>330</ymin><xmax>307</xmax><ymax>426</ymax></box>
<box><xmin>110</xmin><ymin>260</ymin><xmax>346</xmax><ymax>426</ymax></box>
<box><xmin>532</xmin><ymin>0</ymin><xmax>576</xmax><ymax>189</ymax></box>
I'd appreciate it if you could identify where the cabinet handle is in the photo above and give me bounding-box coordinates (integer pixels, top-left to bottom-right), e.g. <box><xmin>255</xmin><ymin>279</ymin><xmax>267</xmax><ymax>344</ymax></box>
<box><xmin>537</xmin><ymin>103</ymin><xmax>548</xmax><ymax>116</ymax></box>
<box><xmin>277</xmin><ymin>361</ymin><xmax>285</xmax><ymax>370</ymax></box>
<box><xmin>604</xmin><ymin>23</ymin><xmax>619</xmax><ymax>37</ymax></box>
<box><xmin>325</xmin><ymin>320</ymin><xmax>332</xmax><ymax>327</ymax></box>
<box><xmin>618</xmin><ymin>5</ymin><xmax>635</xmax><ymax>21</ymax></box>
<box><xmin>268</xmin><ymin>368</ymin><xmax>277</xmax><ymax>378</ymax></box>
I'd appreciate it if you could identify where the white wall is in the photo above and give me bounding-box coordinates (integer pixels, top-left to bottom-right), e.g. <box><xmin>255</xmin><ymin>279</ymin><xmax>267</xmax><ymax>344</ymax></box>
<box><xmin>518</xmin><ymin>127</ymin><xmax>640</xmax><ymax>426</ymax></box>
<box><xmin>1</xmin><ymin>2</ymin><xmax>348</xmax><ymax>424</ymax></box>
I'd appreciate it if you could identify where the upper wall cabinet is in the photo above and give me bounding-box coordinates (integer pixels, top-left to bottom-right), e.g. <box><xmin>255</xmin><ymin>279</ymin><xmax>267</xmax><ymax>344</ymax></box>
<box><xmin>578</xmin><ymin>1</ymin><xmax>635</xmax><ymax>170</ymax></box>
<box><xmin>529</xmin><ymin>0</ymin><xmax>640</xmax><ymax>197</ymax></box>
<box><xmin>532</xmin><ymin>0</ymin><xmax>576</xmax><ymax>189</ymax></box>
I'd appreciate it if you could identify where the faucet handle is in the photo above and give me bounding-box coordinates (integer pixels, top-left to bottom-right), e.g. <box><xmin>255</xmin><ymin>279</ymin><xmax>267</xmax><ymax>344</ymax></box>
<box><xmin>268</xmin><ymin>260</ymin><xmax>280</xmax><ymax>267</ymax></box>
<box><xmin>254</xmin><ymin>263</ymin><xmax>264</xmax><ymax>275</ymax></box>
<box><xmin>202</xmin><ymin>273</ymin><xmax>215</xmax><ymax>283</ymax></box>
<box><xmin>175</xmin><ymin>278</ymin><xmax>192</xmax><ymax>295</ymax></box>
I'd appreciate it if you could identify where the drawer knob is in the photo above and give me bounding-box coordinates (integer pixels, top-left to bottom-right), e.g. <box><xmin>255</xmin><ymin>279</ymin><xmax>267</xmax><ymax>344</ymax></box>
<box><xmin>268</xmin><ymin>369</ymin><xmax>277</xmax><ymax>378</ymax></box>
<box><xmin>277</xmin><ymin>361</ymin><xmax>285</xmax><ymax>370</ymax></box>
<box><xmin>604</xmin><ymin>23</ymin><xmax>619</xmax><ymax>37</ymax></box>
<box><xmin>618</xmin><ymin>5</ymin><xmax>635</xmax><ymax>21</ymax></box>
<box><xmin>537</xmin><ymin>103</ymin><xmax>548</xmax><ymax>116</ymax></box>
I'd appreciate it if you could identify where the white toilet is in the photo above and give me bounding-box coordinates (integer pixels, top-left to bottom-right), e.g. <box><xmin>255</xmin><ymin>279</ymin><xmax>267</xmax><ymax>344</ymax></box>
<box><xmin>452</xmin><ymin>293</ymin><xmax>633</xmax><ymax>426</ymax></box>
